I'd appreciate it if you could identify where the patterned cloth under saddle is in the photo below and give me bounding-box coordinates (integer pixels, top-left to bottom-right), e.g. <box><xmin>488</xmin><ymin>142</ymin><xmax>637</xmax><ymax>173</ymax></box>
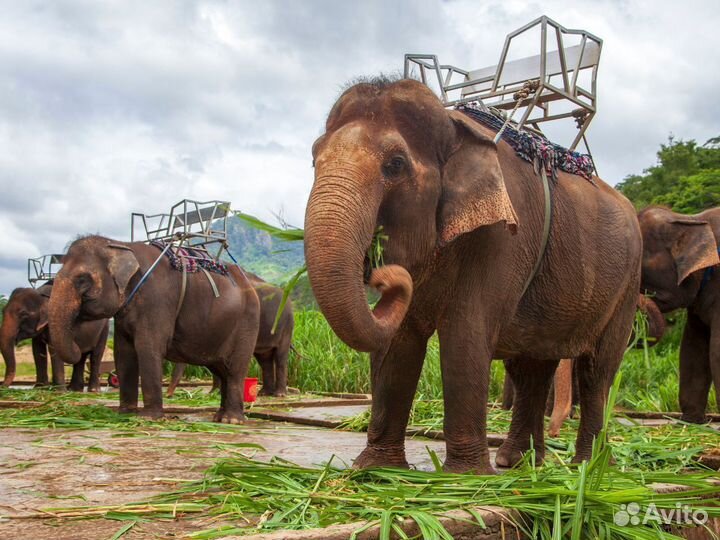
<box><xmin>457</xmin><ymin>103</ymin><xmax>595</xmax><ymax>183</ymax></box>
<box><xmin>150</xmin><ymin>240</ymin><xmax>229</xmax><ymax>276</ymax></box>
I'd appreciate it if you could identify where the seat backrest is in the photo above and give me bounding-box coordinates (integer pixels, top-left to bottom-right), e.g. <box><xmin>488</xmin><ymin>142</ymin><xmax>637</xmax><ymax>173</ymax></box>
<box><xmin>461</xmin><ymin>41</ymin><xmax>600</xmax><ymax>97</ymax></box>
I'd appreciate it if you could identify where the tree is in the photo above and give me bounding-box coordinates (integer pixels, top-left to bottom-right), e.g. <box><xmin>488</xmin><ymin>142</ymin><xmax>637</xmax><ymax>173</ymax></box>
<box><xmin>616</xmin><ymin>136</ymin><xmax>720</xmax><ymax>214</ymax></box>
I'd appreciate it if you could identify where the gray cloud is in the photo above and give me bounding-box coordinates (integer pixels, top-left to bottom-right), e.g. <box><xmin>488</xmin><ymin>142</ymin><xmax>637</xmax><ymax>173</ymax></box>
<box><xmin>0</xmin><ymin>0</ymin><xmax>718</xmax><ymax>292</ymax></box>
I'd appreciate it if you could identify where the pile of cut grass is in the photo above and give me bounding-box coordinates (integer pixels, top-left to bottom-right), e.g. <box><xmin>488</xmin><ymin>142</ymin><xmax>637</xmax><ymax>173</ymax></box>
<box><xmin>36</xmin><ymin>444</ymin><xmax>720</xmax><ymax>540</ymax></box>
<box><xmin>0</xmin><ymin>396</ymin><xmax>246</xmax><ymax>434</ymax></box>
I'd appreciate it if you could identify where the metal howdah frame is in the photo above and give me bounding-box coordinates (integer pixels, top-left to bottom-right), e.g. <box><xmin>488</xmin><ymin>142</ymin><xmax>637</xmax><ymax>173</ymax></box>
<box><xmin>404</xmin><ymin>15</ymin><xmax>602</xmax><ymax>151</ymax></box>
<box><xmin>28</xmin><ymin>254</ymin><xmax>64</xmax><ymax>288</ymax></box>
<box><xmin>130</xmin><ymin>199</ymin><xmax>231</xmax><ymax>261</ymax></box>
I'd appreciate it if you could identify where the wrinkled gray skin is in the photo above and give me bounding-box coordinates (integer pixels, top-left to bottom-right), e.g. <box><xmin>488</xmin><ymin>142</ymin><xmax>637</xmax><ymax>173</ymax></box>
<box><xmin>304</xmin><ymin>78</ymin><xmax>642</xmax><ymax>473</ymax></box>
<box><xmin>167</xmin><ymin>271</ymin><xmax>294</xmax><ymax>398</ymax></box>
<box><xmin>638</xmin><ymin>206</ymin><xmax>720</xmax><ymax>423</ymax></box>
<box><xmin>1</xmin><ymin>282</ymin><xmax>109</xmax><ymax>390</ymax></box>
<box><xmin>48</xmin><ymin>236</ymin><xmax>260</xmax><ymax>423</ymax></box>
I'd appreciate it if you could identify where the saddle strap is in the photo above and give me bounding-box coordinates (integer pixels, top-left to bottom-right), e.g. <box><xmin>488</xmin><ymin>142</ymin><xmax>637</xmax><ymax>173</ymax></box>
<box><xmin>175</xmin><ymin>257</ymin><xmax>188</xmax><ymax>319</ymax></box>
<box><xmin>520</xmin><ymin>166</ymin><xmax>552</xmax><ymax>297</ymax></box>
<box><xmin>200</xmin><ymin>267</ymin><xmax>221</xmax><ymax>298</ymax></box>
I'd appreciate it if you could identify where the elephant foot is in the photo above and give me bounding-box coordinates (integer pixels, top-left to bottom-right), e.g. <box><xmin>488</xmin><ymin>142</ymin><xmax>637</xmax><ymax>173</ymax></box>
<box><xmin>213</xmin><ymin>408</ymin><xmax>246</xmax><ymax>424</ymax></box>
<box><xmin>138</xmin><ymin>408</ymin><xmax>164</xmax><ymax>420</ymax></box>
<box><xmin>443</xmin><ymin>458</ymin><xmax>496</xmax><ymax>475</ymax></box>
<box><xmin>353</xmin><ymin>444</ymin><xmax>409</xmax><ymax>469</ymax></box>
<box><xmin>258</xmin><ymin>388</ymin><xmax>275</xmax><ymax>397</ymax></box>
<box><xmin>680</xmin><ymin>413</ymin><xmax>708</xmax><ymax>424</ymax></box>
<box><xmin>87</xmin><ymin>385</ymin><xmax>101</xmax><ymax>393</ymax></box>
<box><xmin>68</xmin><ymin>384</ymin><xmax>84</xmax><ymax>392</ymax></box>
<box><xmin>273</xmin><ymin>389</ymin><xmax>287</xmax><ymax>398</ymax></box>
<box><xmin>495</xmin><ymin>439</ymin><xmax>544</xmax><ymax>468</ymax></box>
<box><xmin>118</xmin><ymin>406</ymin><xmax>138</xmax><ymax>414</ymax></box>
<box><xmin>33</xmin><ymin>381</ymin><xmax>50</xmax><ymax>388</ymax></box>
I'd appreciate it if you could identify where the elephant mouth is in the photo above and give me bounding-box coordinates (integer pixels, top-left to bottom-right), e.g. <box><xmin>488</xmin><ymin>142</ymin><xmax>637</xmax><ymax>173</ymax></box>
<box><xmin>363</xmin><ymin>256</ymin><xmax>373</xmax><ymax>285</ymax></box>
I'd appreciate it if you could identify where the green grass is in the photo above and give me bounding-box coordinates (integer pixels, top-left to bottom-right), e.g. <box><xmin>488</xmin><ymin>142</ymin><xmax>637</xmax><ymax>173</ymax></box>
<box><xmin>29</xmin><ymin>413</ymin><xmax>720</xmax><ymax>540</ymax></box>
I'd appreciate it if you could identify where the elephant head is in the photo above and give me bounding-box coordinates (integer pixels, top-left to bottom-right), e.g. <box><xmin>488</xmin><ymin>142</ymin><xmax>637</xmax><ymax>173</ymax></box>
<box><xmin>0</xmin><ymin>286</ymin><xmax>50</xmax><ymax>385</ymax></box>
<box><xmin>638</xmin><ymin>207</ymin><xmax>719</xmax><ymax>312</ymax></box>
<box><xmin>305</xmin><ymin>78</ymin><xmax>517</xmax><ymax>352</ymax></box>
<box><xmin>49</xmin><ymin>237</ymin><xmax>139</xmax><ymax>364</ymax></box>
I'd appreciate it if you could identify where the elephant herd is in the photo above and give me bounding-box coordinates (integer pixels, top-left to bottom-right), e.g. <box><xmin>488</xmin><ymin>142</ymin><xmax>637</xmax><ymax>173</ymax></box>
<box><xmin>1</xmin><ymin>239</ymin><xmax>294</xmax><ymax>423</ymax></box>
<box><xmin>1</xmin><ymin>76</ymin><xmax>718</xmax><ymax>473</ymax></box>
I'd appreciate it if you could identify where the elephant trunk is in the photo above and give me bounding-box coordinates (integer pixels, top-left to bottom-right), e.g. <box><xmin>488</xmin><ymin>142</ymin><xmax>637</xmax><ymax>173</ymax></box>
<box><xmin>638</xmin><ymin>295</ymin><xmax>666</xmax><ymax>347</ymax></box>
<box><xmin>305</xmin><ymin>171</ymin><xmax>412</xmax><ymax>353</ymax></box>
<box><xmin>0</xmin><ymin>316</ymin><xmax>18</xmax><ymax>386</ymax></box>
<box><xmin>47</xmin><ymin>277</ymin><xmax>82</xmax><ymax>364</ymax></box>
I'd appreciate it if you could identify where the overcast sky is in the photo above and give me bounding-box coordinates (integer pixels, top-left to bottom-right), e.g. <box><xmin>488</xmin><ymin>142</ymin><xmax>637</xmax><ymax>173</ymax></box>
<box><xmin>1</xmin><ymin>0</ymin><xmax>718</xmax><ymax>293</ymax></box>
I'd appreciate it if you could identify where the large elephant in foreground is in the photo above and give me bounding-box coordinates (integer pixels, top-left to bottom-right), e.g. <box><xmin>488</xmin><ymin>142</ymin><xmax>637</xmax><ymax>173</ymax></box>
<box><xmin>0</xmin><ymin>283</ymin><xmax>108</xmax><ymax>390</ymax></box>
<box><xmin>48</xmin><ymin>236</ymin><xmax>260</xmax><ymax>422</ymax></box>
<box><xmin>305</xmin><ymin>78</ymin><xmax>641</xmax><ymax>473</ymax></box>
<box><xmin>638</xmin><ymin>206</ymin><xmax>720</xmax><ymax>423</ymax></box>
<box><xmin>167</xmin><ymin>271</ymin><xmax>294</xmax><ymax>398</ymax></box>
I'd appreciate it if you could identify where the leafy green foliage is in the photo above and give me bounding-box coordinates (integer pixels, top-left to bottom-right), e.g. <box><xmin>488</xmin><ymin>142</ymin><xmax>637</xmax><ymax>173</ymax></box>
<box><xmin>616</xmin><ymin>136</ymin><xmax>720</xmax><ymax>213</ymax></box>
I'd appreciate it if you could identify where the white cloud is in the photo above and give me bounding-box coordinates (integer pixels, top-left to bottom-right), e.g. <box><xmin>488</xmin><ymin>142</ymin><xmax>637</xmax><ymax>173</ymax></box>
<box><xmin>0</xmin><ymin>0</ymin><xmax>718</xmax><ymax>292</ymax></box>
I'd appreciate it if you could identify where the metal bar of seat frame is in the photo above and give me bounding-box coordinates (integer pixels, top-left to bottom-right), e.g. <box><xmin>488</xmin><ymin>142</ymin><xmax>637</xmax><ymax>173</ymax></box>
<box><xmin>27</xmin><ymin>254</ymin><xmax>63</xmax><ymax>287</ymax></box>
<box><xmin>404</xmin><ymin>15</ymin><xmax>602</xmax><ymax>151</ymax></box>
<box><xmin>130</xmin><ymin>199</ymin><xmax>231</xmax><ymax>264</ymax></box>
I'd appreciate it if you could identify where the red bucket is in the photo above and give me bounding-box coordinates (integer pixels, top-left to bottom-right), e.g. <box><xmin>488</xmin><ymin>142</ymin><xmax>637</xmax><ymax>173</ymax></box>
<box><xmin>243</xmin><ymin>377</ymin><xmax>259</xmax><ymax>402</ymax></box>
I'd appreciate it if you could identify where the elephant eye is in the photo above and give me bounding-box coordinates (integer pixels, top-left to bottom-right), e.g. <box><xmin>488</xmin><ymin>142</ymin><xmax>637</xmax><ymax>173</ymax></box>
<box><xmin>383</xmin><ymin>155</ymin><xmax>406</xmax><ymax>177</ymax></box>
<box><xmin>74</xmin><ymin>273</ymin><xmax>93</xmax><ymax>294</ymax></box>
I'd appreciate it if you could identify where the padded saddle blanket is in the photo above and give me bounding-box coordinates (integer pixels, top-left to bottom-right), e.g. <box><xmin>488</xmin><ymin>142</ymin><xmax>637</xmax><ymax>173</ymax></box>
<box><xmin>150</xmin><ymin>241</ymin><xmax>229</xmax><ymax>276</ymax></box>
<box><xmin>457</xmin><ymin>103</ymin><xmax>595</xmax><ymax>183</ymax></box>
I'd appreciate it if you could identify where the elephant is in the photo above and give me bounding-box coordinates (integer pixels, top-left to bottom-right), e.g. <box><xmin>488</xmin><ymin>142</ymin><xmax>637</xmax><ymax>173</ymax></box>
<box><xmin>500</xmin><ymin>293</ymin><xmax>667</xmax><ymax>436</ymax></box>
<box><xmin>304</xmin><ymin>77</ymin><xmax>642</xmax><ymax>473</ymax></box>
<box><xmin>48</xmin><ymin>236</ymin><xmax>260</xmax><ymax>423</ymax></box>
<box><xmin>638</xmin><ymin>206</ymin><xmax>720</xmax><ymax>423</ymax></box>
<box><xmin>167</xmin><ymin>271</ymin><xmax>294</xmax><ymax>398</ymax></box>
<box><xmin>0</xmin><ymin>282</ymin><xmax>109</xmax><ymax>391</ymax></box>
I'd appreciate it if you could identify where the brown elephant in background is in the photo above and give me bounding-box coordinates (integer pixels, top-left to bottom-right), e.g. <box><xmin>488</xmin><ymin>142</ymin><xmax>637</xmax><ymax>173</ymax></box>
<box><xmin>48</xmin><ymin>236</ymin><xmax>260</xmax><ymax>423</ymax></box>
<box><xmin>304</xmin><ymin>77</ymin><xmax>642</xmax><ymax>473</ymax></box>
<box><xmin>501</xmin><ymin>293</ymin><xmax>667</xmax><ymax>436</ymax></box>
<box><xmin>167</xmin><ymin>271</ymin><xmax>294</xmax><ymax>398</ymax></box>
<box><xmin>638</xmin><ymin>206</ymin><xmax>720</xmax><ymax>423</ymax></box>
<box><xmin>1</xmin><ymin>282</ymin><xmax>109</xmax><ymax>391</ymax></box>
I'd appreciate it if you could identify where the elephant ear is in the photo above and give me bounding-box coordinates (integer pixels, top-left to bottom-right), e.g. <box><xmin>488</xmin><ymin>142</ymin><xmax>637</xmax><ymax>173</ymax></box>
<box><xmin>107</xmin><ymin>245</ymin><xmax>140</xmax><ymax>298</ymax></box>
<box><xmin>437</xmin><ymin>110</ymin><xmax>518</xmax><ymax>246</ymax></box>
<box><xmin>669</xmin><ymin>218</ymin><xmax>719</xmax><ymax>285</ymax></box>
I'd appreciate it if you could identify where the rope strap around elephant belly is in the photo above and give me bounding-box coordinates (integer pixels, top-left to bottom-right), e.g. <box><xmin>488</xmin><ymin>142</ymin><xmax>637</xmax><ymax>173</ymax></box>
<box><xmin>520</xmin><ymin>167</ymin><xmax>552</xmax><ymax>297</ymax></box>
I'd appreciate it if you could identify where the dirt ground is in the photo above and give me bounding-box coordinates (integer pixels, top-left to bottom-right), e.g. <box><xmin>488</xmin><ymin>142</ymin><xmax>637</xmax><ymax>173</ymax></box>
<box><xmin>0</xmin><ymin>411</ymin><xmax>452</xmax><ymax>540</ymax></box>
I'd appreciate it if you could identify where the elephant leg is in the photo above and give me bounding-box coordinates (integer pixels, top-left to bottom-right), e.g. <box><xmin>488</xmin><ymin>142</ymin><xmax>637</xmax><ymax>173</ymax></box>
<box><xmin>138</xmin><ymin>353</ymin><xmax>165</xmax><ymax>419</ymax></box>
<box><xmin>211</xmin><ymin>374</ymin><xmax>221</xmax><ymax>393</ymax></box>
<box><xmin>208</xmin><ymin>365</ymin><xmax>226</xmax><ymax>415</ymax></box>
<box><xmin>256</xmin><ymin>353</ymin><xmax>276</xmax><ymax>396</ymax></box>
<box><xmin>116</xmin><ymin>333</ymin><xmax>139</xmax><ymax>414</ymax></box>
<box><xmin>679</xmin><ymin>313</ymin><xmax>711</xmax><ymax>423</ymax></box>
<box><xmin>166</xmin><ymin>362</ymin><xmax>185</xmax><ymax>398</ymax></box>
<box><xmin>273</xmin><ymin>345</ymin><xmax>289</xmax><ymax>397</ymax></box>
<box><xmin>214</xmin><ymin>337</ymin><xmax>254</xmax><ymax>424</ymax></box>
<box><xmin>87</xmin><ymin>335</ymin><xmax>106</xmax><ymax>393</ymax></box>
<box><xmin>32</xmin><ymin>337</ymin><xmax>50</xmax><ymax>387</ymax></box>
<box><xmin>496</xmin><ymin>358</ymin><xmax>558</xmax><ymax>468</ymax></box>
<box><xmin>68</xmin><ymin>354</ymin><xmax>87</xmax><ymax>391</ymax></box>
<box><xmin>501</xmin><ymin>371</ymin><xmax>514</xmax><ymax>410</ymax></box>
<box><xmin>709</xmin><ymin>322</ymin><xmax>720</xmax><ymax>414</ymax></box>
<box><xmin>353</xmin><ymin>322</ymin><xmax>430</xmax><ymax>470</ymax></box>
